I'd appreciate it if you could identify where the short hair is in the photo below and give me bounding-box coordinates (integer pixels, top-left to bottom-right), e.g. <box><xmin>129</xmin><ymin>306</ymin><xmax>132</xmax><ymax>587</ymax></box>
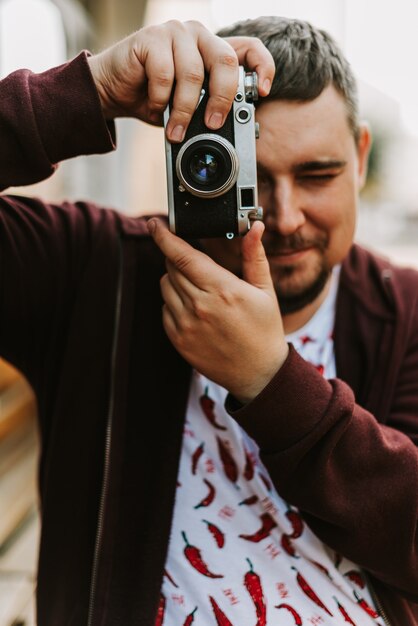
<box><xmin>217</xmin><ymin>16</ymin><xmax>360</xmax><ymax>142</ymax></box>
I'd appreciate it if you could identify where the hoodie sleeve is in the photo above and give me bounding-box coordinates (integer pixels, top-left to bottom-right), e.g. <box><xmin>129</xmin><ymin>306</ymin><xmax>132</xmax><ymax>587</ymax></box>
<box><xmin>0</xmin><ymin>51</ymin><xmax>115</xmax><ymax>190</ymax></box>
<box><xmin>227</xmin><ymin>334</ymin><xmax>418</xmax><ymax>602</ymax></box>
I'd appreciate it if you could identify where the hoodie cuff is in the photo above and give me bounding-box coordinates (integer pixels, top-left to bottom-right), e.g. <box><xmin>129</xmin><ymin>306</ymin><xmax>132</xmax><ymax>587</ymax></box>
<box><xmin>226</xmin><ymin>344</ymin><xmax>335</xmax><ymax>451</ymax></box>
<box><xmin>28</xmin><ymin>51</ymin><xmax>116</xmax><ymax>165</ymax></box>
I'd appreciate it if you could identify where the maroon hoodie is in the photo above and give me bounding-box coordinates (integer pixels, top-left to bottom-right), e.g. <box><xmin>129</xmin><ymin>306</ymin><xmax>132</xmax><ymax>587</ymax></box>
<box><xmin>0</xmin><ymin>53</ymin><xmax>417</xmax><ymax>625</ymax></box>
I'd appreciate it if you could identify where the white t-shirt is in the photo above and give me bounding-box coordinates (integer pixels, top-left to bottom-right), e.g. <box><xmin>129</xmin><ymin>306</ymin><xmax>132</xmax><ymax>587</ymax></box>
<box><xmin>159</xmin><ymin>266</ymin><xmax>383</xmax><ymax>625</ymax></box>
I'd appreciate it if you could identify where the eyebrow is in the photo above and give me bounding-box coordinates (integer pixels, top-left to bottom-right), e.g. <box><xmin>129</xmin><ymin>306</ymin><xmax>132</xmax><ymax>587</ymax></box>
<box><xmin>257</xmin><ymin>159</ymin><xmax>347</xmax><ymax>177</ymax></box>
<box><xmin>293</xmin><ymin>160</ymin><xmax>347</xmax><ymax>173</ymax></box>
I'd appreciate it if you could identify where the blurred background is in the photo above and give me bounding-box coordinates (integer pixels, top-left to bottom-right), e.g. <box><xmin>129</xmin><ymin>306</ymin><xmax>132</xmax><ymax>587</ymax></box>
<box><xmin>0</xmin><ymin>0</ymin><xmax>417</xmax><ymax>623</ymax></box>
<box><xmin>2</xmin><ymin>0</ymin><xmax>418</xmax><ymax>264</ymax></box>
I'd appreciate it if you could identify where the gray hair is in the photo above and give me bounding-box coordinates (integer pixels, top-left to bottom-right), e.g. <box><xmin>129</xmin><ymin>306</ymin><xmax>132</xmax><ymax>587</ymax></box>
<box><xmin>217</xmin><ymin>16</ymin><xmax>360</xmax><ymax>141</ymax></box>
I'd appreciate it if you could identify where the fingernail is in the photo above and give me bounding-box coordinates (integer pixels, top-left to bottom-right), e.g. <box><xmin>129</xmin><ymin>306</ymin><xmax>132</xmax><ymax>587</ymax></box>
<box><xmin>262</xmin><ymin>78</ymin><xmax>271</xmax><ymax>94</ymax></box>
<box><xmin>207</xmin><ymin>112</ymin><xmax>224</xmax><ymax>129</ymax></box>
<box><xmin>147</xmin><ymin>219</ymin><xmax>157</xmax><ymax>235</ymax></box>
<box><xmin>170</xmin><ymin>125</ymin><xmax>185</xmax><ymax>142</ymax></box>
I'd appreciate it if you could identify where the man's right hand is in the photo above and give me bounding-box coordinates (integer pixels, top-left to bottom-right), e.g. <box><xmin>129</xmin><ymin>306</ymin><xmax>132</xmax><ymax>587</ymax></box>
<box><xmin>87</xmin><ymin>20</ymin><xmax>275</xmax><ymax>143</ymax></box>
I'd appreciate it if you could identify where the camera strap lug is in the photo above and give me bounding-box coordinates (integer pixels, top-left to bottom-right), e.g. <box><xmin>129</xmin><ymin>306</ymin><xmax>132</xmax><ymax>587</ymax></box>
<box><xmin>237</xmin><ymin>207</ymin><xmax>264</xmax><ymax>235</ymax></box>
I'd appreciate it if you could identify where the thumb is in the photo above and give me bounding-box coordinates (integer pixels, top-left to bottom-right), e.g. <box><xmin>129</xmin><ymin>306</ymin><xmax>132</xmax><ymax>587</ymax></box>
<box><xmin>241</xmin><ymin>221</ymin><xmax>274</xmax><ymax>292</ymax></box>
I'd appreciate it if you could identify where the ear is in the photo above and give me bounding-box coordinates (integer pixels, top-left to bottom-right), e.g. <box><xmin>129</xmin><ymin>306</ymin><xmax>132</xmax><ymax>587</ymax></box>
<box><xmin>356</xmin><ymin>121</ymin><xmax>372</xmax><ymax>189</ymax></box>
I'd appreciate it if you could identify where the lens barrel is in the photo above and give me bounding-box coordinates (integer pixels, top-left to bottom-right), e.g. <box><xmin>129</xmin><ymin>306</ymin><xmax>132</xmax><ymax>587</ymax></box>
<box><xmin>176</xmin><ymin>134</ymin><xmax>239</xmax><ymax>198</ymax></box>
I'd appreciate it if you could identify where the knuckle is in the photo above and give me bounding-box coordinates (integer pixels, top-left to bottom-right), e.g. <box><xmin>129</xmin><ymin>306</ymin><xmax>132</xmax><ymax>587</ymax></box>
<box><xmin>141</xmin><ymin>24</ymin><xmax>158</xmax><ymax>38</ymax></box>
<box><xmin>165</xmin><ymin>19</ymin><xmax>184</xmax><ymax>31</ymax></box>
<box><xmin>247</xmin><ymin>35</ymin><xmax>263</xmax><ymax>48</ymax></box>
<box><xmin>177</xmin><ymin>315</ymin><xmax>193</xmax><ymax>335</ymax></box>
<box><xmin>148</xmin><ymin>98</ymin><xmax>167</xmax><ymax>113</ymax></box>
<box><xmin>173</xmin><ymin>253</ymin><xmax>192</xmax><ymax>273</ymax></box>
<box><xmin>181</xmin><ymin>67</ymin><xmax>204</xmax><ymax>86</ymax></box>
<box><xmin>216</xmin><ymin>284</ymin><xmax>239</xmax><ymax>307</ymax></box>
<box><xmin>152</xmin><ymin>70</ymin><xmax>173</xmax><ymax>89</ymax></box>
<box><xmin>217</xmin><ymin>53</ymin><xmax>239</xmax><ymax>69</ymax></box>
<box><xmin>140</xmin><ymin>24</ymin><xmax>170</xmax><ymax>46</ymax></box>
<box><xmin>185</xmin><ymin>19</ymin><xmax>205</xmax><ymax>31</ymax></box>
<box><xmin>209</xmin><ymin>93</ymin><xmax>234</xmax><ymax>109</ymax></box>
<box><xmin>191</xmin><ymin>298</ymin><xmax>208</xmax><ymax>321</ymax></box>
<box><xmin>171</xmin><ymin>104</ymin><xmax>195</xmax><ymax>120</ymax></box>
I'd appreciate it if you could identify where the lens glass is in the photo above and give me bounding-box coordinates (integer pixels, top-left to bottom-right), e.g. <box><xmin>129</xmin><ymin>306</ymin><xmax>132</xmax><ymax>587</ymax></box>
<box><xmin>189</xmin><ymin>151</ymin><xmax>219</xmax><ymax>185</ymax></box>
<box><xmin>177</xmin><ymin>136</ymin><xmax>238</xmax><ymax>196</ymax></box>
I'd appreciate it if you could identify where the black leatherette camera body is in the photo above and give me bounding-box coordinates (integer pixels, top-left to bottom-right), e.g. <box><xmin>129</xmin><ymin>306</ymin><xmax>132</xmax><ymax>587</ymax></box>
<box><xmin>164</xmin><ymin>67</ymin><xmax>261</xmax><ymax>239</ymax></box>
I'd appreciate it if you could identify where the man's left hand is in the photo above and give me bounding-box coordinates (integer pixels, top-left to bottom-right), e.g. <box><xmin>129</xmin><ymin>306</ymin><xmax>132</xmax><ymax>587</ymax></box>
<box><xmin>149</xmin><ymin>219</ymin><xmax>289</xmax><ymax>404</ymax></box>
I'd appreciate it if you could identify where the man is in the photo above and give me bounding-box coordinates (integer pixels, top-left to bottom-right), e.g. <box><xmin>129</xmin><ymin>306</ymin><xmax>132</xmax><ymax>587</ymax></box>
<box><xmin>0</xmin><ymin>15</ymin><xmax>417</xmax><ymax>626</ymax></box>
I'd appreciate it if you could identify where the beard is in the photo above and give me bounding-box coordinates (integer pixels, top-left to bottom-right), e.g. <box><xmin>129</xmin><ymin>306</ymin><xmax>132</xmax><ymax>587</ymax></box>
<box><xmin>274</xmin><ymin>266</ymin><xmax>331</xmax><ymax>314</ymax></box>
<box><xmin>263</xmin><ymin>231</ymin><xmax>331</xmax><ymax>315</ymax></box>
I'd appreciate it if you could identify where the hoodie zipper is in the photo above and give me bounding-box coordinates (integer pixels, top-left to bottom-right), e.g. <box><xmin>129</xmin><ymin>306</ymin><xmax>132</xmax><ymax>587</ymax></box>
<box><xmin>87</xmin><ymin>239</ymin><xmax>123</xmax><ymax>626</ymax></box>
<box><xmin>364</xmin><ymin>572</ymin><xmax>392</xmax><ymax>626</ymax></box>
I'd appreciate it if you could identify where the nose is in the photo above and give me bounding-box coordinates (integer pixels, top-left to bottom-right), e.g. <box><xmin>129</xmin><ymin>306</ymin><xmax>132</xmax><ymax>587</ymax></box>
<box><xmin>263</xmin><ymin>178</ymin><xmax>306</xmax><ymax>236</ymax></box>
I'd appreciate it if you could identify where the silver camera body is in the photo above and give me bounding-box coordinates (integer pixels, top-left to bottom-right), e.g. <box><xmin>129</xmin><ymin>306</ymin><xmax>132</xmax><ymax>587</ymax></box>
<box><xmin>164</xmin><ymin>67</ymin><xmax>263</xmax><ymax>239</ymax></box>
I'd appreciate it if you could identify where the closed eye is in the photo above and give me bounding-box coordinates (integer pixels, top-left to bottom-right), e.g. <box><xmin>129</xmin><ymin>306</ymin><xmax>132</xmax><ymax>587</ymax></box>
<box><xmin>295</xmin><ymin>159</ymin><xmax>346</xmax><ymax>183</ymax></box>
<box><xmin>298</xmin><ymin>172</ymin><xmax>341</xmax><ymax>184</ymax></box>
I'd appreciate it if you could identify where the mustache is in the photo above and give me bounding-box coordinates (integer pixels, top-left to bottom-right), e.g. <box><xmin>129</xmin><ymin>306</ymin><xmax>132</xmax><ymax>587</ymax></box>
<box><xmin>262</xmin><ymin>232</ymin><xmax>328</xmax><ymax>255</ymax></box>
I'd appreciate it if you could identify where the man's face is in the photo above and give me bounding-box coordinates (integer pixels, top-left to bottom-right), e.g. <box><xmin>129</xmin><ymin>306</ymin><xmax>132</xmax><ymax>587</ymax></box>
<box><xmin>200</xmin><ymin>86</ymin><xmax>371</xmax><ymax>314</ymax></box>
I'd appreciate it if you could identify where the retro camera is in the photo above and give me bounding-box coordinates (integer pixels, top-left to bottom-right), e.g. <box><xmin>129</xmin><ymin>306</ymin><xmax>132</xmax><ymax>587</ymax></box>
<box><xmin>164</xmin><ymin>67</ymin><xmax>263</xmax><ymax>239</ymax></box>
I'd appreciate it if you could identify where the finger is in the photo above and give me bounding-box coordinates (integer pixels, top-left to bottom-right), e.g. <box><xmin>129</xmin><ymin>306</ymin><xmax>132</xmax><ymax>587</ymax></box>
<box><xmin>135</xmin><ymin>25</ymin><xmax>176</xmax><ymax>114</ymax></box>
<box><xmin>165</xmin><ymin>27</ymin><xmax>206</xmax><ymax>142</ymax></box>
<box><xmin>144</xmin><ymin>52</ymin><xmax>175</xmax><ymax>114</ymax></box>
<box><xmin>223</xmin><ymin>36</ymin><xmax>275</xmax><ymax>97</ymax></box>
<box><xmin>241</xmin><ymin>221</ymin><xmax>275</xmax><ymax>292</ymax></box>
<box><xmin>162</xmin><ymin>303</ymin><xmax>179</xmax><ymax>336</ymax></box>
<box><xmin>148</xmin><ymin>218</ymin><xmax>228</xmax><ymax>288</ymax></box>
<box><xmin>194</xmin><ymin>26</ymin><xmax>239</xmax><ymax>130</ymax></box>
<box><xmin>160</xmin><ymin>272</ymin><xmax>185</xmax><ymax>315</ymax></box>
<box><xmin>166</xmin><ymin>260</ymin><xmax>201</xmax><ymax>302</ymax></box>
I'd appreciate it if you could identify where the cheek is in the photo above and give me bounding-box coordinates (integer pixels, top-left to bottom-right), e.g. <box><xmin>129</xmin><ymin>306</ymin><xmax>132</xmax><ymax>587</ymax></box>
<box><xmin>258</xmin><ymin>185</ymin><xmax>271</xmax><ymax>207</ymax></box>
<box><xmin>320</xmin><ymin>187</ymin><xmax>357</xmax><ymax>263</ymax></box>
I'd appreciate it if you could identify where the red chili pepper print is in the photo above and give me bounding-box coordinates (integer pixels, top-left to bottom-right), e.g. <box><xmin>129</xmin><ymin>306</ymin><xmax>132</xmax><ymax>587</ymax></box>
<box><xmin>244</xmin><ymin>558</ymin><xmax>267</xmax><ymax>626</ymax></box>
<box><xmin>281</xmin><ymin>534</ymin><xmax>299</xmax><ymax>558</ymax></box>
<box><xmin>194</xmin><ymin>478</ymin><xmax>216</xmax><ymax>509</ymax></box>
<box><xmin>209</xmin><ymin>596</ymin><xmax>234</xmax><ymax>626</ymax></box>
<box><xmin>333</xmin><ymin>596</ymin><xmax>357</xmax><ymax>625</ymax></box>
<box><xmin>275</xmin><ymin>603</ymin><xmax>302</xmax><ymax>625</ymax></box>
<box><xmin>191</xmin><ymin>442</ymin><xmax>204</xmax><ymax>475</ymax></box>
<box><xmin>199</xmin><ymin>388</ymin><xmax>227</xmax><ymax>430</ymax></box>
<box><xmin>315</xmin><ymin>364</ymin><xmax>325</xmax><ymax>376</ymax></box>
<box><xmin>154</xmin><ymin>593</ymin><xmax>166</xmax><ymax>626</ymax></box>
<box><xmin>344</xmin><ymin>570</ymin><xmax>365</xmax><ymax>588</ymax></box>
<box><xmin>183</xmin><ymin>607</ymin><xmax>198</xmax><ymax>626</ymax></box>
<box><xmin>182</xmin><ymin>531</ymin><xmax>224</xmax><ymax>578</ymax></box>
<box><xmin>309</xmin><ymin>560</ymin><xmax>332</xmax><ymax>580</ymax></box>
<box><xmin>216</xmin><ymin>436</ymin><xmax>238</xmax><ymax>483</ymax></box>
<box><xmin>353</xmin><ymin>590</ymin><xmax>379</xmax><ymax>618</ymax></box>
<box><xmin>238</xmin><ymin>495</ymin><xmax>259</xmax><ymax>506</ymax></box>
<box><xmin>163</xmin><ymin>568</ymin><xmax>179</xmax><ymax>588</ymax></box>
<box><xmin>300</xmin><ymin>335</ymin><xmax>314</xmax><ymax>345</ymax></box>
<box><xmin>286</xmin><ymin>507</ymin><xmax>304</xmax><ymax>538</ymax></box>
<box><xmin>203</xmin><ymin>519</ymin><xmax>225</xmax><ymax>548</ymax></box>
<box><xmin>239</xmin><ymin>512</ymin><xmax>277</xmax><ymax>543</ymax></box>
<box><xmin>291</xmin><ymin>567</ymin><xmax>333</xmax><ymax>616</ymax></box>
<box><xmin>243</xmin><ymin>448</ymin><xmax>255</xmax><ymax>480</ymax></box>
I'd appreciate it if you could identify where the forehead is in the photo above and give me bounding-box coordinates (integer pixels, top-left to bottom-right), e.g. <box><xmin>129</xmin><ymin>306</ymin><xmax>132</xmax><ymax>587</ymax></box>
<box><xmin>255</xmin><ymin>86</ymin><xmax>354</xmax><ymax>164</ymax></box>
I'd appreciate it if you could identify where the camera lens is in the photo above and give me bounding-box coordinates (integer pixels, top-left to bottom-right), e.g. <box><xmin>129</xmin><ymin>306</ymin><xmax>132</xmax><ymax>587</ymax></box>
<box><xmin>176</xmin><ymin>134</ymin><xmax>239</xmax><ymax>198</ymax></box>
<box><xmin>189</xmin><ymin>150</ymin><xmax>221</xmax><ymax>186</ymax></box>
